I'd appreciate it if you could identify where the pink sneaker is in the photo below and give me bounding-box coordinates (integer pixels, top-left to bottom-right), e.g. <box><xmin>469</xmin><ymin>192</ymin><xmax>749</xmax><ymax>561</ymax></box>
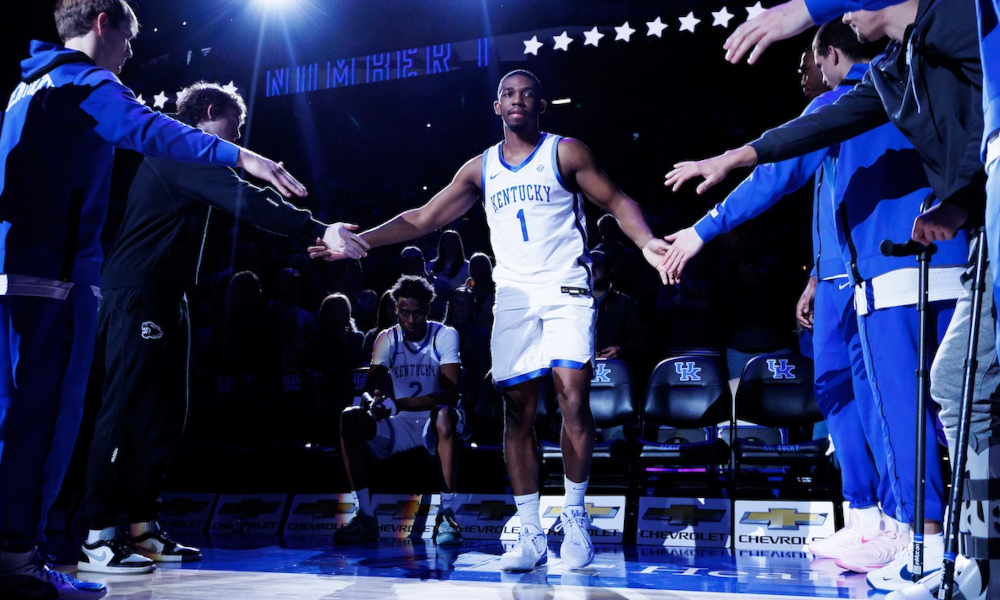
<box><xmin>808</xmin><ymin>508</ymin><xmax>880</xmax><ymax>559</ymax></box>
<box><xmin>834</xmin><ymin>517</ymin><xmax>910</xmax><ymax>573</ymax></box>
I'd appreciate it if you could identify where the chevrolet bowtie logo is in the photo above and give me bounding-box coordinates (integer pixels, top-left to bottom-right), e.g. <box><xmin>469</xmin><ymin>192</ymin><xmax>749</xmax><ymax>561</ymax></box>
<box><xmin>643</xmin><ymin>505</ymin><xmax>726</xmax><ymax>526</ymax></box>
<box><xmin>160</xmin><ymin>498</ymin><xmax>210</xmax><ymax>516</ymax></box>
<box><xmin>542</xmin><ymin>503</ymin><xmax>619</xmax><ymax>519</ymax></box>
<box><xmin>218</xmin><ymin>499</ymin><xmax>282</xmax><ymax>518</ymax></box>
<box><xmin>456</xmin><ymin>501</ymin><xmax>517</xmax><ymax>521</ymax></box>
<box><xmin>374</xmin><ymin>500</ymin><xmax>439</xmax><ymax>519</ymax></box>
<box><xmin>740</xmin><ymin>508</ymin><xmax>827</xmax><ymax>530</ymax></box>
<box><xmin>293</xmin><ymin>500</ymin><xmax>356</xmax><ymax>519</ymax></box>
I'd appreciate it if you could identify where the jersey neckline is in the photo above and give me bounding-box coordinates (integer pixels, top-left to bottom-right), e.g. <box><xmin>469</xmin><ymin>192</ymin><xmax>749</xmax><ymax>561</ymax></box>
<box><xmin>498</xmin><ymin>132</ymin><xmax>550</xmax><ymax>173</ymax></box>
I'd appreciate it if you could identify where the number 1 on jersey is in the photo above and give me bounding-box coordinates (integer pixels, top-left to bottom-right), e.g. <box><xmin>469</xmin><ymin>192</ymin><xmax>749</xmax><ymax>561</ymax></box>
<box><xmin>516</xmin><ymin>209</ymin><xmax>529</xmax><ymax>242</ymax></box>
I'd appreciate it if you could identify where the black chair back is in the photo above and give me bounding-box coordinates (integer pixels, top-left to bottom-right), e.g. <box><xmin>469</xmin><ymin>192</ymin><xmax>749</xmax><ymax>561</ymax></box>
<box><xmin>644</xmin><ymin>356</ymin><xmax>731</xmax><ymax>427</ymax></box>
<box><xmin>589</xmin><ymin>358</ymin><xmax>635</xmax><ymax>427</ymax></box>
<box><xmin>735</xmin><ymin>353</ymin><xmax>820</xmax><ymax>427</ymax></box>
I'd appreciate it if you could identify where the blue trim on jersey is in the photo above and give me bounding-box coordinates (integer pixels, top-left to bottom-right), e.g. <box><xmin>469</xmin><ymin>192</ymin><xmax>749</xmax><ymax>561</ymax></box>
<box><xmin>387</xmin><ymin>418</ymin><xmax>397</xmax><ymax>454</ymax></box>
<box><xmin>550</xmin><ymin>359</ymin><xmax>587</xmax><ymax>370</ymax></box>
<box><xmin>551</xmin><ymin>135</ymin><xmax>571</xmax><ymax>191</ymax></box>
<box><xmin>498</xmin><ymin>132</ymin><xmax>548</xmax><ymax>173</ymax></box>
<box><xmin>496</xmin><ymin>367</ymin><xmax>550</xmax><ymax>388</ymax></box>
<box><xmin>480</xmin><ymin>150</ymin><xmax>488</xmax><ymax>204</ymax></box>
<box><xmin>573</xmin><ymin>194</ymin><xmax>594</xmax><ymax>283</ymax></box>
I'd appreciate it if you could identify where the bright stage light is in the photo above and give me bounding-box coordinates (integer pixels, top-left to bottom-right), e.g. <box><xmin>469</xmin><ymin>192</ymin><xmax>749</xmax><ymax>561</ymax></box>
<box><xmin>551</xmin><ymin>98</ymin><xmax>572</xmax><ymax>105</ymax></box>
<box><xmin>257</xmin><ymin>0</ymin><xmax>295</xmax><ymax>6</ymax></box>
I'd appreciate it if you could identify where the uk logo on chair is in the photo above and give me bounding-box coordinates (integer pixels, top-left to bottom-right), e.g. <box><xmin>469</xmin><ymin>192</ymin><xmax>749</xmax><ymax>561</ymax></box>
<box><xmin>766</xmin><ymin>359</ymin><xmax>795</xmax><ymax>380</ymax></box>
<box><xmin>674</xmin><ymin>362</ymin><xmax>702</xmax><ymax>382</ymax></box>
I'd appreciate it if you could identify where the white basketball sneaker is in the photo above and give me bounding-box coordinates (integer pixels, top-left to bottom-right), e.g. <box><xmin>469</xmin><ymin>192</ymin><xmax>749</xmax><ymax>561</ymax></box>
<box><xmin>885</xmin><ymin>555</ymin><xmax>986</xmax><ymax>600</ymax></box>
<box><xmin>809</xmin><ymin>507</ymin><xmax>881</xmax><ymax>559</ymax></box>
<box><xmin>866</xmin><ymin>534</ymin><xmax>944</xmax><ymax>591</ymax></box>
<box><xmin>500</xmin><ymin>524</ymin><xmax>547</xmax><ymax>572</ymax></box>
<box><xmin>555</xmin><ymin>506</ymin><xmax>594</xmax><ymax>570</ymax></box>
<box><xmin>835</xmin><ymin>516</ymin><xmax>910</xmax><ymax>573</ymax></box>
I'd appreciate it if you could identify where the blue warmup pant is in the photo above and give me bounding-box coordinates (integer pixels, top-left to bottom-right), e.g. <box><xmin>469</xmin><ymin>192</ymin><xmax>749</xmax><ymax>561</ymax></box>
<box><xmin>856</xmin><ymin>299</ymin><xmax>954</xmax><ymax>525</ymax></box>
<box><xmin>813</xmin><ymin>279</ymin><xmax>896</xmax><ymax>516</ymax></box>
<box><xmin>988</xmin><ymin>150</ymin><xmax>1000</xmax><ymax>367</ymax></box>
<box><xmin>0</xmin><ymin>288</ymin><xmax>98</xmax><ymax>548</ymax></box>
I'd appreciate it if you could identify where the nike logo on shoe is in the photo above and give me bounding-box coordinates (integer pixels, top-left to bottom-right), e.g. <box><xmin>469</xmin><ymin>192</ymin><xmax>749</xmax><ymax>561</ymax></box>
<box><xmin>82</xmin><ymin>546</ymin><xmax>111</xmax><ymax>563</ymax></box>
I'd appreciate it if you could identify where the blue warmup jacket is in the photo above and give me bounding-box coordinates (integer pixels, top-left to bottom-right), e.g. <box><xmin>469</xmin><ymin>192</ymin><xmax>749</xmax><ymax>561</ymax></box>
<box><xmin>0</xmin><ymin>41</ymin><xmax>242</xmax><ymax>291</ymax></box>
<box><xmin>694</xmin><ymin>63</ymin><xmax>968</xmax><ymax>285</ymax></box>
<box><xmin>805</xmin><ymin>0</ymin><xmax>998</xmax><ymax>161</ymax></box>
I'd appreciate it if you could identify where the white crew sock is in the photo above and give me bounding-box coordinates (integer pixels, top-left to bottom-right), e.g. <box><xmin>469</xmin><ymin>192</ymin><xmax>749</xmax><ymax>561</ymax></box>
<box><xmin>129</xmin><ymin>521</ymin><xmax>159</xmax><ymax>538</ymax></box>
<box><xmin>564</xmin><ymin>477</ymin><xmax>588</xmax><ymax>509</ymax></box>
<box><xmin>440</xmin><ymin>492</ymin><xmax>457</xmax><ymax>513</ymax></box>
<box><xmin>514</xmin><ymin>492</ymin><xmax>542</xmax><ymax>532</ymax></box>
<box><xmin>853</xmin><ymin>506</ymin><xmax>882</xmax><ymax>529</ymax></box>
<box><xmin>86</xmin><ymin>527</ymin><xmax>118</xmax><ymax>545</ymax></box>
<box><xmin>0</xmin><ymin>548</ymin><xmax>35</xmax><ymax>575</ymax></box>
<box><xmin>353</xmin><ymin>488</ymin><xmax>372</xmax><ymax>515</ymax></box>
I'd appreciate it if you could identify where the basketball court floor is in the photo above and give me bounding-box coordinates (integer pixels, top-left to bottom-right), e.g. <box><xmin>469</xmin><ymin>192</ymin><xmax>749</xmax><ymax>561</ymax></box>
<box><xmin>60</xmin><ymin>536</ymin><xmax>879</xmax><ymax>599</ymax></box>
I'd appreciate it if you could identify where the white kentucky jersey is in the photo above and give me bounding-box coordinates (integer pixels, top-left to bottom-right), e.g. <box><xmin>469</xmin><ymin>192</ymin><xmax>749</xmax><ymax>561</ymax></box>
<box><xmin>370</xmin><ymin>321</ymin><xmax>460</xmax><ymax>419</ymax></box>
<box><xmin>482</xmin><ymin>132</ymin><xmax>593</xmax><ymax>309</ymax></box>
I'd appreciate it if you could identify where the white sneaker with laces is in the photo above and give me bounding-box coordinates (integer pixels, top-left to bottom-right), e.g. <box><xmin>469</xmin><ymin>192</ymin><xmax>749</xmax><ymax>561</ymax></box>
<box><xmin>500</xmin><ymin>524</ymin><xmax>547</xmax><ymax>572</ymax></box>
<box><xmin>866</xmin><ymin>535</ymin><xmax>944</xmax><ymax>592</ymax></box>
<box><xmin>835</xmin><ymin>517</ymin><xmax>910</xmax><ymax>573</ymax></box>
<box><xmin>555</xmin><ymin>506</ymin><xmax>594</xmax><ymax>570</ymax></box>
<box><xmin>77</xmin><ymin>537</ymin><xmax>156</xmax><ymax>574</ymax></box>
<box><xmin>885</xmin><ymin>555</ymin><xmax>985</xmax><ymax>600</ymax></box>
<box><xmin>809</xmin><ymin>507</ymin><xmax>881</xmax><ymax>559</ymax></box>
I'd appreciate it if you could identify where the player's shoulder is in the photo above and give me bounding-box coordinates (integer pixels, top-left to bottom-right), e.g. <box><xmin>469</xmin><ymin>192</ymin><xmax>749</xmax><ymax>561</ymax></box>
<box><xmin>434</xmin><ymin>322</ymin><xmax>460</xmax><ymax>341</ymax></box>
<box><xmin>554</xmin><ymin>136</ymin><xmax>595</xmax><ymax>169</ymax></box>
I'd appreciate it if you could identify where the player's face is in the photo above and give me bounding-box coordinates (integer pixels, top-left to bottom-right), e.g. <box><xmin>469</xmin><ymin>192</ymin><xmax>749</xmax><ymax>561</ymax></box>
<box><xmin>396</xmin><ymin>297</ymin><xmax>428</xmax><ymax>340</ymax></box>
<box><xmin>494</xmin><ymin>76</ymin><xmax>544</xmax><ymax>132</ymax></box>
<box><xmin>99</xmin><ymin>21</ymin><xmax>135</xmax><ymax>74</ymax></box>
<box><xmin>799</xmin><ymin>51</ymin><xmax>826</xmax><ymax>99</ymax></box>
<box><xmin>843</xmin><ymin>11</ymin><xmax>885</xmax><ymax>44</ymax></box>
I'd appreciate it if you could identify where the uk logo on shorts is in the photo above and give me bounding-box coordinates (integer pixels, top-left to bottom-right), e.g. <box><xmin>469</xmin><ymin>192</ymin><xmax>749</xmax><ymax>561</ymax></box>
<box><xmin>675</xmin><ymin>362</ymin><xmax>702</xmax><ymax>382</ymax></box>
<box><xmin>766</xmin><ymin>359</ymin><xmax>795</xmax><ymax>379</ymax></box>
<box><xmin>141</xmin><ymin>321</ymin><xmax>163</xmax><ymax>340</ymax></box>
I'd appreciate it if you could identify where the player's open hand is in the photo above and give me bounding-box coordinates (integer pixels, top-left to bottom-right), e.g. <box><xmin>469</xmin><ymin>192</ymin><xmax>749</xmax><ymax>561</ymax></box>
<box><xmin>642</xmin><ymin>238</ymin><xmax>672</xmax><ymax>285</ymax></box>
<box><xmin>911</xmin><ymin>203</ymin><xmax>969</xmax><ymax>244</ymax></box>
<box><xmin>660</xmin><ymin>228</ymin><xmax>705</xmax><ymax>285</ymax></box>
<box><xmin>237</xmin><ymin>149</ymin><xmax>308</xmax><ymax>198</ymax></box>
<box><xmin>309</xmin><ymin>223</ymin><xmax>370</xmax><ymax>261</ymax></box>
<box><xmin>665</xmin><ymin>147</ymin><xmax>756</xmax><ymax>195</ymax></box>
<box><xmin>724</xmin><ymin>0</ymin><xmax>813</xmax><ymax>65</ymax></box>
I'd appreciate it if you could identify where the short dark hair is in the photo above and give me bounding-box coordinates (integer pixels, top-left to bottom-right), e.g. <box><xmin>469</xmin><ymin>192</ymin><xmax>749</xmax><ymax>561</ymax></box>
<box><xmin>55</xmin><ymin>0</ymin><xmax>139</xmax><ymax>43</ymax></box>
<box><xmin>390</xmin><ymin>275</ymin><xmax>435</xmax><ymax>309</ymax></box>
<box><xmin>177</xmin><ymin>81</ymin><xmax>247</xmax><ymax>125</ymax></box>
<box><xmin>497</xmin><ymin>70</ymin><xmax>543</xmax><ymax>99</ymax></box>
<box><xmin>814</xmin><ymin>19</ymin><xmax>884</xmax><ymax>62</ymax></box>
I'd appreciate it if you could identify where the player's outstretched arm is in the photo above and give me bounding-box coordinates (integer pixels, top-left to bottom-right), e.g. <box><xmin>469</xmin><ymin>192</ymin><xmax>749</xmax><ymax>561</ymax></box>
<box><xmin>360</xmin><ymin>157</ymin><xmax>483</xmax><ymax>251</ymax></box>
<box><xmin>237</xmin><ymin>150</ymin><xmax>309</xmax><ymax>198</ymax></box>
<box><xmin>559</xmin><ymin>138</ymin><xmax>668</xmax><ymax>284</ymax></box>
<box><xmin>664</xmin><ymin>146</ymin><xmax>758</xmax><ymax>195</ymax></box>
<box><xmin>660</xmin><ymin>228</ymin><xmax>706</xmax><ymax>285</ymax></box>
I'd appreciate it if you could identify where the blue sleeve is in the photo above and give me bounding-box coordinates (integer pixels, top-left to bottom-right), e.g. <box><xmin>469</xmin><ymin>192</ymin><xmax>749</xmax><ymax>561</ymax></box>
<box><xmin>78</xmin><ymin>71</ymin><xmax>240</xmax><ymax>167</ymax></box>
<box><xmin>804</xmin><ymin>0</ymin><xmax>904</xmax><ymax>24</ymax></box>
<box><xmin>694</xmin><ymin>98</ymin><xmax>832</xmax><ymax>244</ymax></box>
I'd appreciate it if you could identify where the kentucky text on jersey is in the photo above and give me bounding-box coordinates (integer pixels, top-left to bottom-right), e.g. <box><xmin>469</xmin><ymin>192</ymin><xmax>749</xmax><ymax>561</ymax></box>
<box><xmin>488</xmin><ymin>184</ymin><xmax>552</xmax><ymax>213</ymax></box>
<box><xmin>392</xmin><ymin>363</ymin><xmax>437</xmax><ymax>379</ymax></box>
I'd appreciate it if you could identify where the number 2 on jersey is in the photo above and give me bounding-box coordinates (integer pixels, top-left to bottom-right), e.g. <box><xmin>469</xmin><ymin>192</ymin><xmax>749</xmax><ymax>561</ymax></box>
<box><xmin>516</xmin><ymin>209</ymin><xmax>529</xmax><ymax>242</ymax></box>
<box><xmin>409</xmin><ymin>381</ymin><xmax>423</xmax><ymax>397</ymax></box>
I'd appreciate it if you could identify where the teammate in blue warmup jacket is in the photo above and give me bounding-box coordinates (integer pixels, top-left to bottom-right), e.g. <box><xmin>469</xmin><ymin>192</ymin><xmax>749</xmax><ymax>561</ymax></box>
<box><xmin>664</xmin><ymin>21</ymin><xmax>967</xmax><ymax>576</ymax></box>
<box><xmin>0</xmin><ymin>2</ymin><xmax>307</xmax><ymax>598</ymax></box>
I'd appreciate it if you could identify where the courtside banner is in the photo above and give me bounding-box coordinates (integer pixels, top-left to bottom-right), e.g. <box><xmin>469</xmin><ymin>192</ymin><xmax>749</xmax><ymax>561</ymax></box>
<box><xmin>733</xmin><ymin>500</ymin><xmax>836</xmax><ymax>551</ymax></box>
<box><xmin>159</xmin><ymin>493</ymin><xmax>217</xmax><ymax>533</ymax></box>
<box><xmin>372</xmin><ymin>494</ymin><xmax>438</xmax><ymax>540</ymax></box>
<box><xmin>283</xmin><ymin>493</ymin><xmax>358</xmax><ymax>536</ymax></box>
<box><xmin>501</xmin><ymin>495</ymin><xmax>626</xmax><ymax>543</ymax></box>
<box><xmin>636</xmin><ymin>497</ymin><xmax>731</xmax><ymax>548</ymax></box>
<box><xmin>452</xmin><ymin>494</ymin><xmax>518</xmax><ymax>539</ymax></box>
<box><xmin>210</xmin><ymin>493</ymin><xmax>288</xmax><ymax>535</ymax></box>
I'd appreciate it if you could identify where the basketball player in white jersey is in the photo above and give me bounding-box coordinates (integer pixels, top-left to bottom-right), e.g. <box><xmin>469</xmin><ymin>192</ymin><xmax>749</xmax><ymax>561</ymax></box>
<box><xmin>334</xmin><ymin>276</ymin><xmax>465</xmax><ymax>547</ymax></box>
<box><xmin>311</xmin><ymin>70</ymin><xmax>669</xmax><ymax>570</ymax></box>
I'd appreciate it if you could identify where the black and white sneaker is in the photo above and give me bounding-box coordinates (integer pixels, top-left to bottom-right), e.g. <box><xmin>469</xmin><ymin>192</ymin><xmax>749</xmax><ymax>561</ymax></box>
<box><xmin>126</xmin><ymin>530</ymin><xmax>202</xmax><ymax>563</ymax></box>
<box><xmin>77</xmin><ymin>538</ymin><xmax>156</xmax><ymax>574</ymax></box>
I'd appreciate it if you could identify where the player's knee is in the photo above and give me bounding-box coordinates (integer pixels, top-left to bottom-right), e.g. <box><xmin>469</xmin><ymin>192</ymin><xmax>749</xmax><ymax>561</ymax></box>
<box><xmin>340</xmin><ymin>406</ymin><xmax>368</xmax><ymax>438</ymax></box>
<box><xmin>435</xmin><ymin>405</ymin><xmax>455</xmax><ymax>438</ymax></box>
